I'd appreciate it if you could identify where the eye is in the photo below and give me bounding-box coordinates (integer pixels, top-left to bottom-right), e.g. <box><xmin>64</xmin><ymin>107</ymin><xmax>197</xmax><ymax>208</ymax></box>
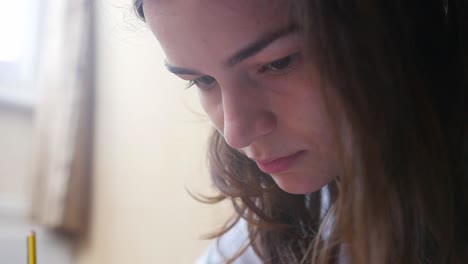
<box><xmin>259</xmin><ymin>53</ymin><xmax>299</xmax><ymax>74</ymax></box>
<box><xmin>186</xmin><ymin>75</ymin><xmax>217</xmax><ymax>91</ymax></box>
<box><xmin>267</xmin><ymin>56</ymin><xmax>292</xmax><ymax>70</ymax></box>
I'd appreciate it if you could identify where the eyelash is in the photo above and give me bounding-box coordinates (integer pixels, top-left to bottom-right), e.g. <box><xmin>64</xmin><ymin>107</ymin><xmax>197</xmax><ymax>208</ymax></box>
<box><xmin>185</xmin><ymin>75</ymin><xmax>216</xmax><ymax>90</ymax></box>
<box><xmin>258</xmin><ymin>52</ymin><xmax>300</xmax><ymax>75</ymax></box>
<box><xmin>185</xmin><ymin>52</ymin><xmax>300</xmax><ymax>91</ymax></box>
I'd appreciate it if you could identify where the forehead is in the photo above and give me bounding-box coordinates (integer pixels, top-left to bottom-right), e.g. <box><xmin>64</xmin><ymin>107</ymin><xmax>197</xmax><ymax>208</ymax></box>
<box><xmin>143</xmin><ymin>0</ymin><xmax>294</xmax><ymax>68</ymax></box>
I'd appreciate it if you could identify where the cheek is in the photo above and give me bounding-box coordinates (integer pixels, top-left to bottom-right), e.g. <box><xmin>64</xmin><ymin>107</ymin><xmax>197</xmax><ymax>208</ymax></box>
<box><xmin>198</xmin><ymin>90</ymin><xmax>225</xmax><ymax>134</ymax></box>
<box><xmin>276</xmin><ymin>71</ymin><xmax>337</xmax><ymax>155</ymax></box>
<box><xmin>275</xmin><ymin>82</ymin><xmax>327</xmax><ymax>133</ymax></box>
<box><xmin>298</xmin><ymin>98</ymin><xmax>339</xmax><ymax>172</ymax></box>
<box><xmin>300</xmin><ymin>96</ymin><xmax>335</xmax><ymax>151</ymax></box>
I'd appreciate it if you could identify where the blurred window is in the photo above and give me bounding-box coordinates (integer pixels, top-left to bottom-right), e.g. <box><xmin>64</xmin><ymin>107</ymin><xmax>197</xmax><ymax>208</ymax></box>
<box><xmin>0</xmin><ymin>0</ymin><xmax>42</xmax><ymax>107</ymax></box>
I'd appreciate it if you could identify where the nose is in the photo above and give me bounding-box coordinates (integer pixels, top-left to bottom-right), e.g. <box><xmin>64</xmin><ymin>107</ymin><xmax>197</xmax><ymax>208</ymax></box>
<box><xmin>221</xmin><ymin>82</ymin><xmax>276</xmax><ymax>149</ymax></box>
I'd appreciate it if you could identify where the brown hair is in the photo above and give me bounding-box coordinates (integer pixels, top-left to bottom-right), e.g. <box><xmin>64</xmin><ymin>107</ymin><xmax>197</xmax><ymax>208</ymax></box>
<box><xmin>134</xmin><ymin>0</ymin><xmax>467</xmax><ymax>263</ymax></box>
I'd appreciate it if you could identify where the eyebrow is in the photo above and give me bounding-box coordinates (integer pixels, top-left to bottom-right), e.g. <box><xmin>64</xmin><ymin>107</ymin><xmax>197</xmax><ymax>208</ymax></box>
<box><xmin>165</xmin><ymin>24</ymin><xmax>299</xmax><ymax>75</ymax></box>
<box><xmin>165</xmin><ymin>63</ymin><xmax>202</xmax><ymax>76</ymax></box>
<box><xmin>225</xmin><ymin>24</ymin><xmax>298</xmax><ymax>67</ymax></box>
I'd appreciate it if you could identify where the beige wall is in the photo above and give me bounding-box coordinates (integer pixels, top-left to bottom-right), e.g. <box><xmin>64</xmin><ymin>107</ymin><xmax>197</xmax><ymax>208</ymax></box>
<box><xmin>0</xmin><ymin>106</ymin><xmax>33</xmax><ymax>204</ymax></box>
<box><xmin>75</xmin><ymin>1</ymin><xmax>230</xmax><ymax>263</ymax></box>
<box><xmin>0</xmin><ymin>103</ymin><xmax>74</xmax><ymax>264</ymax></box>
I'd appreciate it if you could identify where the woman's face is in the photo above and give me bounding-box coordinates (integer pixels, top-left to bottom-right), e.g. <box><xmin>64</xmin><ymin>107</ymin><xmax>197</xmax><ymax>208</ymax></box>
<box><xmin>144</xmin><ymin>0</ymin><xmax>339</xmax><ymax>194</ymax></box>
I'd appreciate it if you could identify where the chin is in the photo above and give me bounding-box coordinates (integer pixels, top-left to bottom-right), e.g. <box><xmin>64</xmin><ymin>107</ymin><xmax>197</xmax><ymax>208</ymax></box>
<box><xmin>270</xmin><ymin>172</ymin><xmax>331</xmax><ymax>194</ymax></box>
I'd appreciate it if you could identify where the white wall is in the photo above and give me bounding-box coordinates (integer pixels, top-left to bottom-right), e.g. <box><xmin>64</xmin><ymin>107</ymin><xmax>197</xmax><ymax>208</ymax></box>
<box><xmin>0</xmin><ymin>107</ymin><xmax>33</xmax><ymax>203</ymax></box>
<box><xmin>0</xmin><ymin>106</ymin><xmax>74</xmax><ymax>264</ymax></box>
<box><xmin>0</xmin><ymin>106</ymin><xmax>35</xmax><ymax>264</ymax></box>
<box><xmin>75</xmin><ymin>1</ymin><xmax>230</xmax><ymax>263</ymax></box>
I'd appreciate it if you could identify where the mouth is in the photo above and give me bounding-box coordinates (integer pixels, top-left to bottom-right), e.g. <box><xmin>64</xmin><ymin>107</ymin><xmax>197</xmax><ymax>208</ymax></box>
<box><xmin>254</xmin><ymin>150</ymin><xmax>305</xmax><ymax>174</ymax></box>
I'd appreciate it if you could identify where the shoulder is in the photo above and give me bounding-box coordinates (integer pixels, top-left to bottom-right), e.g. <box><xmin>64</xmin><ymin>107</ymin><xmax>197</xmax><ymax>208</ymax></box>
<box><xmin>194</xmin><ymin>218</ymin><xmax>262</xmax><ymax>264</ymax></box>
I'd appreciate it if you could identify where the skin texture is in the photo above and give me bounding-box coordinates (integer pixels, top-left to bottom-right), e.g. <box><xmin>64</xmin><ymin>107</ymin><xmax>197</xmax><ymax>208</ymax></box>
<box><xmin>144</xmin><ymin>0</ymin><xmax>340</xmax><ymax>194</ymax></box>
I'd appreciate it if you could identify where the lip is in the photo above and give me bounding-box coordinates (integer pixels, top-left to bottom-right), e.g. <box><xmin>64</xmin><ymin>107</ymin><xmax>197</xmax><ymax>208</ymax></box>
<box><xmin>254</xmin><ymin>151</ymin><xmax>305</xmax><ymax>174</ymax></box>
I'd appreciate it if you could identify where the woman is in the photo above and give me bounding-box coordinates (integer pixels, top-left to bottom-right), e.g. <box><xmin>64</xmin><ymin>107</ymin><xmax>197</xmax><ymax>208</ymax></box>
<box><xmin>133</xmin><ymin>0</ymin><xmax>467</xmax><ymax>263</ymax></box>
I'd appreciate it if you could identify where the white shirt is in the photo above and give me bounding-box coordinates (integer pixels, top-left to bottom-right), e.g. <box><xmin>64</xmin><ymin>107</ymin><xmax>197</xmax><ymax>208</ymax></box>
<box><xmin>195</xmin><ymin>186</ymin><xmax>338</xmax><ymax>264</ymax></box>
<box><xmin>195</xmin><ymin>218</ymin><xmax>262</xmax><ymax>264</ymax></box>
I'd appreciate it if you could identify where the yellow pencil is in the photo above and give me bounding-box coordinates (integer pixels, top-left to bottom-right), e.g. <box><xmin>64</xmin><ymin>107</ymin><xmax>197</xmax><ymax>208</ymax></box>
<box><xmin>27</xmin><ymin>231</ymin><xmax>36</xmax><ymax>264</ymax></box>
